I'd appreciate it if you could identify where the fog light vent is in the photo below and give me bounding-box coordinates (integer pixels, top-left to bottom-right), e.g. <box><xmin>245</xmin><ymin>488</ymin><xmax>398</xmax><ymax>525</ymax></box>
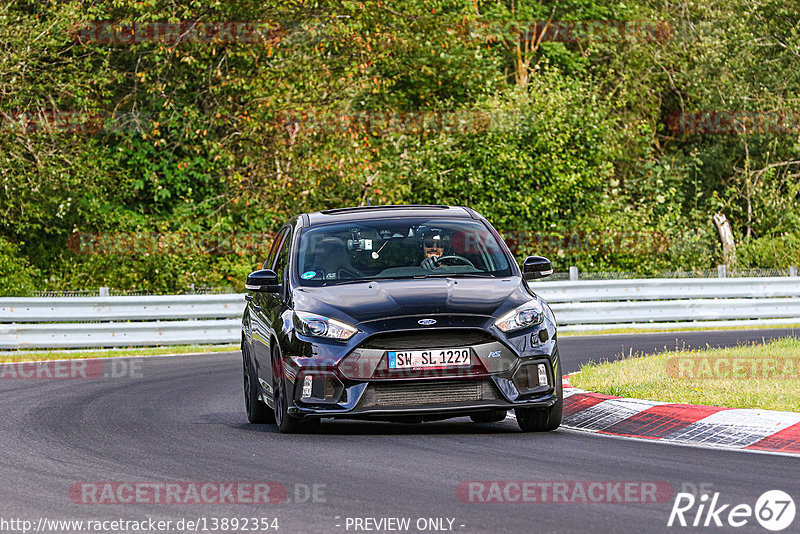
<box><xmin>514</xmin><ymin>361</ymin><xmax>552</xmax><ymax>393</ymax></box>
<box><xmin>298</xmin><ymin>374</ymin><xmax>344</xmax><ymax>403</ymax></box>
<box><xmin>301</xmin><ymin>375</ymin><xmax>313</xmax><ymax>398</ymax></box>
<box><xmin>537</xmin><ymin>363</ymin><xmax>548</xmax><ymax>386</ymax></box>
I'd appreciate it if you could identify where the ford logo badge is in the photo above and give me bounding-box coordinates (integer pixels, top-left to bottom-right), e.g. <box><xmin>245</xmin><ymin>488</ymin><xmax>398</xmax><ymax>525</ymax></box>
<box><xmin>418</xmin><ymin>319</ymin><xmax>437</xmax><ymax>326</ymax></box>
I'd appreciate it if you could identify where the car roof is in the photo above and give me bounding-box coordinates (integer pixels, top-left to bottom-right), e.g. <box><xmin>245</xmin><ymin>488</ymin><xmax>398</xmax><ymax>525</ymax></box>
<box><xmin>305</xmin><ymin>205</ymin><xmax>479</xmax><ymax>226</ymax></box>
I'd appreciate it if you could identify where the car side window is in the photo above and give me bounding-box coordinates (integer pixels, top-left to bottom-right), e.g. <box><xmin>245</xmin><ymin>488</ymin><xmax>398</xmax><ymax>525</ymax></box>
<box><xmin>264</xmin><ymin>228</ymin><xmax>288</xmax><ymax>270</ymax></box>
<box><xmin>272</xmin><ymin>227</ymin><xmax>292</xmax><ymax>283</ymax></box>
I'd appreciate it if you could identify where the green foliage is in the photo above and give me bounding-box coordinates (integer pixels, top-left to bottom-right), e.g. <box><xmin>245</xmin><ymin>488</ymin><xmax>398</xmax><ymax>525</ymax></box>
<box><xmin>1</xmin><ymin>0</ymin><xmax>800</xmax><ymax>294</ymax></box>
<box><xmin>372</xmin><ymin>73</ymin><xmax>623</xmax><ymax>265</ymax></box>
<box><xmin>737</xmin><ymin>234</ymin><xmax>800</xmax><ymax>269</ymax></box>
<box><xmin>0</xmin><ymin>238</ymin><xmax>38</xmax><ymax>296</ymax></box>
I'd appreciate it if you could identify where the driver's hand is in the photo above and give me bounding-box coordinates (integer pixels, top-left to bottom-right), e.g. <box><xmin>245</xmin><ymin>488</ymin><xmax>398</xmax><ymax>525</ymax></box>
<box><xmin>421</xmin><ymin>256</ymin><xmax>439</xmax><ymax>270</ymax></box>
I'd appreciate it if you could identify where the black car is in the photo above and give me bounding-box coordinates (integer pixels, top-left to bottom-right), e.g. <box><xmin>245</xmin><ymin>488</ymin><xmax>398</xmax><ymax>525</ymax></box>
<box><xmin>241</xmin><ymin>205</ymin><xmax>562</xmax><ymax>433</ymax></box>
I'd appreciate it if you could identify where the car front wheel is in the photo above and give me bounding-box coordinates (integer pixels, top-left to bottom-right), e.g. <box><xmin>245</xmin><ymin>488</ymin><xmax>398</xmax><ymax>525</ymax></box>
<box><xmin>516</xmin><ymin>364</ymin><xmax>563</xmax><ymax>432</ymax></box>
<box><xmin>272</xmin><ymin>348</ymin><xmax>319</xmax><ymax>434</ymax></box>
<box><xmin>515</xmin><ymin>401</ymin><xmax>562</xmax><ymax>432</ymax></box>
<box><xmin>243</xmin><ymin>346</ymin><xmax>275</xmax><ymax>424</ymax></box>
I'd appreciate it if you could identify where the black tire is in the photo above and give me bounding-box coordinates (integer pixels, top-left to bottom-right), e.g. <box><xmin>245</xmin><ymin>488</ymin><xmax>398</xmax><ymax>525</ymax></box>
<box><xmin>243</xmin><ymin>346</ymin><xmax>275</xmax><ymax>424</ymax></box>
<box><xmin>470</xmin><ymin>410</ymin><xmax>508</xmax><ymax>423</ymax></box>
<box><xmin>515</xmin><ymin>402</ymin><xmax>562</xmax><ymax>432</ymax></box>
<box><xmin>516</xmin><ymin>362</ymin><xmax>563</xmax><ymax>432</ymax></box>
<box><xmin>272</xmin><ymin>348</ymin><xmax>319</xmax><ymax>434</ymax></box>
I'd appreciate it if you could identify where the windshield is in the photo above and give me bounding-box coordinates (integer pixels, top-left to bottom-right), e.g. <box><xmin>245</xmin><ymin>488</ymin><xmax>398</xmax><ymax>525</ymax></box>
<box><xmin>296</xmin><ymin>217</ymin><xmax>513</xmax><ymax>285</ymax></box>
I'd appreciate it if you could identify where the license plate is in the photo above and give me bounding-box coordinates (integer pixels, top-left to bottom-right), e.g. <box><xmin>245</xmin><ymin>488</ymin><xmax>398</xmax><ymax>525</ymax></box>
<box><xmin>387</xmin><ymin>349</ymin><xmax>471</xmax><ymax>369</ymax></box>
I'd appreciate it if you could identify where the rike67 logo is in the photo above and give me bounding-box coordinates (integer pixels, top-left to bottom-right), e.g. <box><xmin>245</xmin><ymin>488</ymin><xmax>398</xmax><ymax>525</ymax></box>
<box><xmin>668</xmin><ymin>490</ymin><xmax>795</xmax><ymax>531</ymax></box>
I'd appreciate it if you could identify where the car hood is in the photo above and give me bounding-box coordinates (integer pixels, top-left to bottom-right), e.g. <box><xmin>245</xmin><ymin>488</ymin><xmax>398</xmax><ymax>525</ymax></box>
<box><xmin>292</xmin><ymin>277</ymin><xmax>534</xmax><ymax>325</ymax></box>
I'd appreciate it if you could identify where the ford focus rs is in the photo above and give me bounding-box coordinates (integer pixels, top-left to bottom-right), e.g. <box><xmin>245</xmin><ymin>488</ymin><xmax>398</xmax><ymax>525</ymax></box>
<box><xmin>241</xmin><ymin>205</ymin><xmax>562</xmax><ymax>433</ymax></box>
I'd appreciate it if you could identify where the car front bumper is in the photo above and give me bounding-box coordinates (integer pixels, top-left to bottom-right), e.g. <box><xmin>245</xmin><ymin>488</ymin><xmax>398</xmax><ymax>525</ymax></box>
<box><xmin>281</xmin><ymin>327</ymin><xmax>561</xmax><ymax>421</ymax></box>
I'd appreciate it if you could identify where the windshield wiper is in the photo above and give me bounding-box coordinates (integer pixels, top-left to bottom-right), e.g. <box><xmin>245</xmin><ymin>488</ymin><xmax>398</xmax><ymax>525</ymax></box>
<box><xmin>320</xmin><ymin>279</ymin><xmax>371</xmax><ymax>286</ymax></box>
<box><xmin>319</xmin><ymin>273</ymin><xmax>494</xmax><ymax>286</ymax></box>
<box><xmin>321</xmin><ymin>275</ymin><xmax>417</xmax><ymax>286</ymax></box>
<box><xmin>416</xmin><ymin>272</ymin><xmax>495</xmax><ymax>279</ymax></box>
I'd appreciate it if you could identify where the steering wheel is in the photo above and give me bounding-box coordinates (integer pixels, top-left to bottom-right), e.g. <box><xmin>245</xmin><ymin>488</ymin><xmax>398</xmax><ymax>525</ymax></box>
<box><xmin>434</xmin><ymin>255</ymin><xmax>475</xmax><ymax>268</ymax></box>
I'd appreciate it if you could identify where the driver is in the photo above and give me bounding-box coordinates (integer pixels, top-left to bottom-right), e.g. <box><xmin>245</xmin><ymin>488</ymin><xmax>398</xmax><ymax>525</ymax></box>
<box><xmin>420</xmin><ymin>232</ymin><xmax>446</xmax><ymax>270</ymax></box>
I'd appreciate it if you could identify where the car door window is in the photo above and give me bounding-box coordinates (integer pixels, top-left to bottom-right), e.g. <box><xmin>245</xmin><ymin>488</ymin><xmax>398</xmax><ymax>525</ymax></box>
<box><xmin>272</xmin><ymin>227</ymin><xmax>292</xmax><ymax>283</ymax></box>
<box><xmin>264</xmin><ymin>228</ymin><xmax>288</xmax><ymax>270</ymax></box>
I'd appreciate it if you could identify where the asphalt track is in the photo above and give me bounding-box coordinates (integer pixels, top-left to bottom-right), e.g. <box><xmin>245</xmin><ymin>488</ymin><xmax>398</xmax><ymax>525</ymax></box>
<box><xmin>1</xmin><ymin>328</ymin><xmax>798</xmax><ymax>534</ymax></box>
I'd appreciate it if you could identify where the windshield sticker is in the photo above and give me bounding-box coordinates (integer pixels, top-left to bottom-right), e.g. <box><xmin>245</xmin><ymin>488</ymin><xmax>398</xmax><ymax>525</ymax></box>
<box><xmin>301</xmin><ymin>271</ymin><xmax>316</xmax><ymax>280</ymax></box>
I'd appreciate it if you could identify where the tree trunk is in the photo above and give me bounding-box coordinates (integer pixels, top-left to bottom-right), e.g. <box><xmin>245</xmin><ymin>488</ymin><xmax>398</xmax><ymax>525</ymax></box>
<box><xmin>713</xmin><ymin>212</ymin><xmax>736</xmax><ymax>268</ymax></box>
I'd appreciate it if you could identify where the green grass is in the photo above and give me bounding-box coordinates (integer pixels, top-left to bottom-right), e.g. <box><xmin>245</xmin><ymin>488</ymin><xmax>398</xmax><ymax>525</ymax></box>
<box><xmin>0</xmin><ymin>344</ymin><xmax>239</xmax><ymax>363</ymax></box>
<box><xmin>571</xmin><ymin>337</ymin><xmax>800</xmax><ymax>411</ymax></box>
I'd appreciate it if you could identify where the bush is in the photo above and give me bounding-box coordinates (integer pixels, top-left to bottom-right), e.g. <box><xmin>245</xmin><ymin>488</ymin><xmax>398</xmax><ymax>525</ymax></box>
<box><xmin>384</xmin><ymin>72</ymin><xmax>621</xmax><ymax>234</ymax></box>
<box><xmin>737</xmin><ymin>234</ymin><xmax>800</xmax><ymax>269</ymax></box>
<box><xmin>0</xmin><ymin>238</ymin><xmax>38</xmax><ymax>296</ymax></box>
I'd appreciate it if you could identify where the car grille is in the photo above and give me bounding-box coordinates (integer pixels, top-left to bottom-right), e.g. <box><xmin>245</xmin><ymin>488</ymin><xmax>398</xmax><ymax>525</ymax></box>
<box><xmin>360</xmin><ymin>329</ymin><xmax>496</xmax><ymax>350</ymax></box>
<box><xmin>359</xmin><ymin>380</ymin><xmax>500</xmax><ymax>407</ymax></box>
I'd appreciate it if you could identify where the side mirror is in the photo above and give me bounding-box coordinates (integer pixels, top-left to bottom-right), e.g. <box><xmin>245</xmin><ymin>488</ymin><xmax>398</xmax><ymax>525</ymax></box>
<box><xmin>522</xmin><ymin>256</ymin><xmax>553</xmax><ymax>281</ymax></box>
<box><xmin>245</xmin><ymin>269</ymin><xmax>281</xmax><ymax>293</ymax></box>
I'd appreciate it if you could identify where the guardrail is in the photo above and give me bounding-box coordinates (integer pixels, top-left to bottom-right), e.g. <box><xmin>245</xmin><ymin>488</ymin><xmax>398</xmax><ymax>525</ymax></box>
<box><xmin>533</xmin><ymin>276</ymin><xmax>800</xmax><ymax>332</ymax></box>
<box><xmin>533</xmin><ymin>277</ymin><xmax>800</xmax><ymax>302</ymax></box>
<box><xmin>1</xmin><ymin>276</ymin><xmax>798</xmax><ymax>348</ymax></box>
<box><xmin>0</xmin><ymin>295</ymin><xmax>243</xmax><ymax>349</ymax></box>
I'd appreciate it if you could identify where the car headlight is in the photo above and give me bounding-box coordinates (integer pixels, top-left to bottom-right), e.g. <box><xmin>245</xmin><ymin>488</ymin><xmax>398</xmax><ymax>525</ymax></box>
<box><xmin>293</xmin><ymin>311</ymin><xmax>358</xmax><ymax>341</ymax></box>
<box><xmin>494</xmin><ymin>300</ymin><xmax>544</xmax><ymax>332</ymax></box>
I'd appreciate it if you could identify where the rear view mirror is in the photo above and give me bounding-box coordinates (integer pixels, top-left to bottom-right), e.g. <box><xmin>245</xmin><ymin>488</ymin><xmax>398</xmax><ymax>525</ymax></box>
<box><xmin>245</xmin><ymin>269</ymin><xmax>281</xmax><ymax>293</ymax></box>
<box><xmin>522</xmin><ymin>256</ymin><xmax>553</xmax><ymax>281</ymax></box>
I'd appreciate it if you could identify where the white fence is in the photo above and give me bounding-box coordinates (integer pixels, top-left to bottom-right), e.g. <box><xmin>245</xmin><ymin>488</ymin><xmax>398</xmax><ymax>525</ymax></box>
<box><xmin>1</xmin><ymin>276</ymin><xmax>799</xmax><ymax>348</ymax></box>
<box><xmin>534</xmin><ymin>277</ymin><xmax>800</xmax><ymax>332</ymax></box>
<box><xmin>0</xmin><ymin>295</ymin><xmax>242</xmax><ymax>349</ymax></box>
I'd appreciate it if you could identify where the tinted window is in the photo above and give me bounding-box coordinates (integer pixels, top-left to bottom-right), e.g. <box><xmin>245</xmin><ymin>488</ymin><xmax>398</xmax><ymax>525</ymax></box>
<box><xmin>264</xmin><ymin>229</ymin><xmax>287</xmax><ymax>270</ymax></box>
<box><xmin>272</xmin><ymin>227</ymin><xmax>292</xmax><ymax>282</ymax></box>
<box><xmin>296</xmin><ymin>217</ymin><xmax>512</xmax><ymax>285</ymax></box>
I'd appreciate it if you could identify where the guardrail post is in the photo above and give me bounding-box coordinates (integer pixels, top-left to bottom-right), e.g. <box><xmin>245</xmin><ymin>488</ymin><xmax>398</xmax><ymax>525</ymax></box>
<box><xmin>717</xmin><ymin>265</ymin><xmax>726</xmax><ymax>278</ymax></box>
<box><xmin>569</xmin><ymin>266</ymin><xmax>579</xmax><ymax>281</ymax></box>
<box><xmin>99</xmin><ymin>286</ymin><xmax>109</xmax><ymax>297</ymax></box>
<box><xmin>791</xmin><ymin>266</ymin><xmax>798</xmax><ymax>277</ymax></box>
